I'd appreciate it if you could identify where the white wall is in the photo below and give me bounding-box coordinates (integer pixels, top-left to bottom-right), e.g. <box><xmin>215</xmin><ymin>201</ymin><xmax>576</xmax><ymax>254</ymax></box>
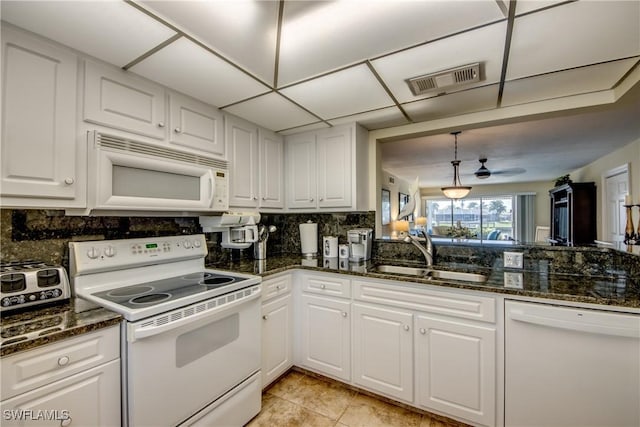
<box><xmin>571</xmin><ymin>138</ymin><xmax>640</xmax><ymax>239</ymax></box>
<box><xmin>379</xmin><ymin>169</ymin><xmax>412</xmax><ymax>236</ymax></box>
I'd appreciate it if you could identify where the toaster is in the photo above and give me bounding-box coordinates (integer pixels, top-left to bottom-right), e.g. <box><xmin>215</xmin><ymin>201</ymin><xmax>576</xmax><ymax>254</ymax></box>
<box><xmin>0</xmin><ymin>261</ymin><xmax>71</xmax><ymax>313</ymax></box>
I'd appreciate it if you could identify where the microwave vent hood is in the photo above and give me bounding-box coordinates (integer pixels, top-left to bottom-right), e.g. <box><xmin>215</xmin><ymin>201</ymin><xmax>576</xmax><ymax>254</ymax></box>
<box><xmin>96</xmin><ymin>133</ymin><xmax>228</xmax><ymax>170</ymax></box>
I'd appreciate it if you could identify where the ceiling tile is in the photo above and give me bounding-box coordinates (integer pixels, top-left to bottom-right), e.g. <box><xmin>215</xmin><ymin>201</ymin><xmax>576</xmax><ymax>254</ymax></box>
<box><xmin>280</xmin><ymin>64</ymin><xmax>394</xmax><ymax>119</ymax></box>
<box><xmin>328</xmin><ymin>107</ymin><xmax>409</xmax><ymax>130</ymax></box>
<box><xmin>371</xmin><ymin>22</ymin><xmax>508</xmax><ymax>103</ymax></box>
<box><xmin>507</xmin><ymin>1</ymin><xmax>640</xmax><ymax>80</ymax></box>
<box><xmin>502</xmin><ymin>58</ymin><xmax>639</xmax><ymax>107</ymax></box>
<box><xmin>403</xmin><ymin>85</ymin><xmax>500</xmax><ymax>123</ymax></box>
<box><xmin>278</xmin><ymin>0</ymin><xmax>505</xmax><ymax>86</ymax></box>
<box><xmin>130</xmin><ymin>37</ymin><xmax>270</xmax><ymax>108</ymax></box>
<box><xmin>0</xmin><ymin>1</ymin><xmax>176</xmax><ymax>67</ymax></box>
<box><xmin>279</xmin><ymin>122</ymin><xmax>330</xmax><ymax>136</ymax></box>
<box><xmin>223</xmin><ymin>92</ymin><xmax>320</xmax><ymax>132</ymax></box>
<box><xmin>138</xmin><ymin>0</ymin><xmax>279</xmax><ymax>85</ymax></box>
<box><xmin>515</xmin><ymin>1</ymin><xmax>567</xmax><ymax>16</ymax></box>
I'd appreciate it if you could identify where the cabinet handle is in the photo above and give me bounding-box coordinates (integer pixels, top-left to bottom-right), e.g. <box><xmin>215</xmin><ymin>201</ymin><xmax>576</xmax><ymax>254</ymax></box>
<box><xmin>342</xmin><ymin>312</ymin><xmax>347</xmax><ymax>317</ymax></box>
<box><xmin>63</xmin><ymin>177</ymin><xmax>74</xmax><ymax>185</ymax></box>
<box><xmin>174</xmin><ymin>127</ymin><xmax>181</xmax><ymax>133</ymax></box>
<box><xmin>262</xmin><ymin>197</ymin><xmax>266</xmax><ymax>201</ymax></box>
<box><xmin>262</xmin><ymin>315</ymin><xmax>268</xmax><ymax>320</ymax></box>
<box><xmin>58</xmin><ymin>356</ymin><xmax>70</xmax><ymax>366</ymax></box>
<box><xmin>276</xmin><ymin>285</ymin><xmax>281</xmax><ymax>290</ymax></box>
<box><xmin>419</xmin><ymin>328</ymin><xmax>426</xmax><ymax>335</ymax></box>
<box><xmin>404</xmin><ymin>325</ymin><xmax>410</xmax><ymax>331</ymax></box>
<box><xmin>310</xmin><ymin>198</ymin><xmax>314</xmax><ymax>202</ymax></box>
<box><xmin>319</xmin><ymin>198</ymin><xmax>323</xmax><ymax>202</ymax></box>
<box><xmin>60</xmin><ymin>417</ymin><xmax>72</xmax><ymax>427</ymax></box>
<box><xmin>253</xmin><ymin>196</ymin><xmax>258</xmax><ymax>201</ymax></box>
<box><xmin>320</xmin><ymin>284</ymin><xmax>326</xmax><ymax>289</ymax></box>
<box><xmin>157</xmin><ymin>122</ymin><xmax>165</xmax><ymax>128</ymax></box>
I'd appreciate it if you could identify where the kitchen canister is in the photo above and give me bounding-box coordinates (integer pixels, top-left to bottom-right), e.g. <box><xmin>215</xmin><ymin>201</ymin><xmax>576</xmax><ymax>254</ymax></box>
<box><xmin>299</xmin><ymin>221</ymin><xmax>318</xmax><ymax>257</ymax></box>
<box><xmin>323</xmin><ymin>236</ymin><xmax>338</xmax><ymax>258</ymax></box>
<box><xmin>338</xmin><ymin>244</ymin><xmax>349</xmax><ymax>259</ymax></box>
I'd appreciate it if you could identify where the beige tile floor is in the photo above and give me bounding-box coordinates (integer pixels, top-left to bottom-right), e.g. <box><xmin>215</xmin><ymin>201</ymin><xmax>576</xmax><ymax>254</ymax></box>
<box><xmin>246</xmin><ymin>370</ymin><xmax>470</xmax><ymax>427</ymax></box>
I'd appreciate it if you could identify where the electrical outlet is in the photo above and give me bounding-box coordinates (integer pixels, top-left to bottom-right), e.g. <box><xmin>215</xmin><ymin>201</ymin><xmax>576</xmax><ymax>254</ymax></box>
<box><xmin>504</xmin><ymin>251</ymin><xmax>524</xmax><ymax>268</ymax></box>
<box><xmin>504</xmin><ymin>272</ymin><xmax>524</xmax><ymax>289</ymax></box>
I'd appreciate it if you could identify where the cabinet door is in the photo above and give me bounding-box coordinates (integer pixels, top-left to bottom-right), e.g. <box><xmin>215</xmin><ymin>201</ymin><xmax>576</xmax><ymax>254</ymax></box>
<box><xmin>299</xmin><ymin>294</ymin><xmax>350</xmax><ymax>381</ymax></box>
<box><xmin>286</xmin><ymin>134</ymin><xmax>317</xmax><ymax>209</ymax></box>
<box><xmin>226</xmin><ymin>115</ymin><xmax>259</xmax><ymax>208</ymax></box>
<box><xmin>1</xmin><ymin>26</ymin><xmax>78</xmax><ymax>203</ymax></box>
<box><xmin>353</xmin><ymin>303</ymin><xmax>413</xmax><ymax>402</ymax></box>
<box><xmin>415</xmin><ymin>314</ymin><xmax>496</xmax><ymax>426</ymax></box>
<box><xmin>259</xmin><ymin>129</ymin><xmax>284</xmax><ymax>209</ymax></box>
<box><xmin>84</xmin><ymin>60</ymin><xmax>166</xmax><ymax>139</ymax></box>
<box><xmin>169</xmin><ymin>92</ymin><xmax>224</xmax><ymax>157</ymax></box>
<box><xmin>1</xmin><ymin>359</ymin><xmax>120</xmax><ymax>427</ymax></box>
<box><xmin>317</xmin><ymin>126</ymin><xmax>352</xmax><ymax>208</ymax></box>
<box><xmin>261</xmin><ymin>293</ymin><xmax>293</xmax><ymax>388</ymax></box>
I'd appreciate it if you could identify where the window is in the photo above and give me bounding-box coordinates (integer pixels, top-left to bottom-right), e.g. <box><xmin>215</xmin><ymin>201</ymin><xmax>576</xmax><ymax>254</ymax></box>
<box><xmin>425</xmin><ymin>196</ymin><xmax>515</xmax><ymax>241</ymax></box>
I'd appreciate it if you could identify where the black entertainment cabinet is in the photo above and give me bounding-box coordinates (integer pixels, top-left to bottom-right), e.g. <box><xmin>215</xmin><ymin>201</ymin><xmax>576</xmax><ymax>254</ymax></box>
<box><xmin>549</xmin><ymin>182</ymin><xmax>596</xmax><ymax>245</ymax></box>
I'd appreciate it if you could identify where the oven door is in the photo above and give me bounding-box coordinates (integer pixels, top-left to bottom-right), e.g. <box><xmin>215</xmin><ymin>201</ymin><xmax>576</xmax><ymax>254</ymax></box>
<box><xmin>124</xmin><ymin>288</ymin><xmax>261</xmax><ymax>427</ymax></box>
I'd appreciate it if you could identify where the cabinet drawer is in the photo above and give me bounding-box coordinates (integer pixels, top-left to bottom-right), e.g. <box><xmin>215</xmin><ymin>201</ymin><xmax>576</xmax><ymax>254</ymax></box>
<box><xmin>302</xmin><ymin>274</ymin><xmax>351</xmax><ymax>298</ymax></box>
<box><xmin>353</xmin><ymin>280</ymin><xmax>495</xmax><ymax>323</ymax></box>
<box><xmin>262</xmin><ymin>274</ymin><xmax>292</xmax><ymax>302</ymax></box>
<box><xmin>1</xmin><ymin>325</ymin><xmax>120</xmax><ymax>400</ymax></box>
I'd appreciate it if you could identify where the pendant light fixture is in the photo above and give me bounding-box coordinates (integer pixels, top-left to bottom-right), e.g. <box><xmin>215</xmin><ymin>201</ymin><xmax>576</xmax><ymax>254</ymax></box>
<box><xmin>441</xmin><ymin>131</ymin><xmax>472</xmax><ymax>199</ymax></box>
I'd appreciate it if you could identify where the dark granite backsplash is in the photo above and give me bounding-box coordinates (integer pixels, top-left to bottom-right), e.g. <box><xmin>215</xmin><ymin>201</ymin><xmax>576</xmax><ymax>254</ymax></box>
<box><xmin>374</xmin><ymin>239</ymin><xmax>640</xmax><ymax>277</ymax></box>
<box><xmin>0</xmin><ymin>209</ymin><xmax>375</xmax><ymax>268</ymax></box>
<box><xmin>2</xmin><ymin>209</ymin><xmax>638</xmax><ymax>278</ymax></box>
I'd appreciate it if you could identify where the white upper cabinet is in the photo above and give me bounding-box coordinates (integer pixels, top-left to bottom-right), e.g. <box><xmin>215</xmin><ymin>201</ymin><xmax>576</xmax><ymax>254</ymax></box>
<box><xmin>169</xmin><ymin>92</ymin><xmax>224</xmax><ymax>157</ymax></box>
<box><xmin>259</xmin><ymin>129</ymin><xmax>285</xmax><ymax>209</ymax></box>
<box><xmin>227</xmin><ymin>114</ymin><xmax>284</xmax><ymax>210</ymax></box>
<box><xmin>285</xmin><ymin>132</ymin><xmax>317</xmax><ymax>209</ymax></box>
<box><xmin>0</xmin><ymin>26</ymin><xmax>83</xmax><ymax>208</ymax></box>
<box><xmin>317</xmin><ymin>126</ymin><xmax>352</xmax><ymax>208</ymax></box>
<box><xmin>226</xmin><ymin>115</ymin><xmax>259</xmax><ymax>208</ymax></box>
<box><xmin>285</xmin><ymin>123</ymin><xmax>368</xmax><ymax>212</ymax></box>
<box><xmin>84</xmin><ymin>60</ymin><xmax>166</xmax><ymax>140</ymax></box>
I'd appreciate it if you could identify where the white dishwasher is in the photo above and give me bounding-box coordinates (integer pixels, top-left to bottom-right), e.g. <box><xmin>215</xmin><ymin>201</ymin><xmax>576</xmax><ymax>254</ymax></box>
<box><xmin>505</xmin><ymin>300</ymin><xmax>640</xmax><ymax>427</ymax></box>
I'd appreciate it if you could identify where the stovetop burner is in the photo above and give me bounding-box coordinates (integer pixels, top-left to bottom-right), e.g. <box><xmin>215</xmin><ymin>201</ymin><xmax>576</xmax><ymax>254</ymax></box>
<box><xmin>131</xmin><ymin>293</ymin><xmax>171</xmax><ymax>305</ymax></box>
<box><xmin>91</xmin><ymin>270</ymin><xmax>249</xmax><ymax>311</ymax></box>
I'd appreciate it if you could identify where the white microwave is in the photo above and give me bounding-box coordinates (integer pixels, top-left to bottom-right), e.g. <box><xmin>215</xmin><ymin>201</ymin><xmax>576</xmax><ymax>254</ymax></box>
<box><xmin>68</xmin><ymin>131</ymin><xmax>228</xmax><ymax>215</ymax></box>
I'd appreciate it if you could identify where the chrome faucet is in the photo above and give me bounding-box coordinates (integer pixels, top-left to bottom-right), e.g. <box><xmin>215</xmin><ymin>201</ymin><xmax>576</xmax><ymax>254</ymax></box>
<box><xmin>404</xmin><ymin>229</ymin><xmax>434</xmax><ymax>268</ymax></box>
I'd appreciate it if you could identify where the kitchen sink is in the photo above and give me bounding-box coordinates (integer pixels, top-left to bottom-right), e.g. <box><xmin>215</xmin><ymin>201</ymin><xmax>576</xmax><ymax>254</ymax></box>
<box><xmin>372</xmin><ymin>265</ymin><xmax>487</xmax><ymax>283</ymax></box>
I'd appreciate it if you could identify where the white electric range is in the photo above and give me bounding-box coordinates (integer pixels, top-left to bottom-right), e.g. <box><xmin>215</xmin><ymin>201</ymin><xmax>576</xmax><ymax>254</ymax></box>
<box><xmin>69</xmin><ymin>234</ymin><xmax>262</xmax><ymax>427</ymax></box>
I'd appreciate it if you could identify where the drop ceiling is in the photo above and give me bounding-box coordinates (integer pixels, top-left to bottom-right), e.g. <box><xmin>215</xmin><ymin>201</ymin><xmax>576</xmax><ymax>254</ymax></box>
<box><xmin>1</xmin><ymin>0</ymin><xmax>639</xmax><ymax>185</ymax></box>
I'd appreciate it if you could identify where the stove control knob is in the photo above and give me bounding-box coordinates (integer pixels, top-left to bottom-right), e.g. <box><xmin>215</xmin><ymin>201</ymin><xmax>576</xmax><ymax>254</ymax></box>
<box><xmin>104</xmin><ymin>246</ymin><xmax>117</xmax><ymax>258</ymax></box>
<box><xmin>183</xmin><ymin>240</ymin><xmax>192</xmax><ymax>249</ymax></box>
<box><xmin>29</xmin><ymin>295</ymin><xmax>36</xmax><ymax>301</ymax></box>
<box><xmin>87</xmin><ymin>247</ymin><xmax>99</xmax><ymax>259</ymax></box>
<box><xmin>193</xmin><ymin>240</ymin><xmax>202</xmax><ymax>248</ymax></box>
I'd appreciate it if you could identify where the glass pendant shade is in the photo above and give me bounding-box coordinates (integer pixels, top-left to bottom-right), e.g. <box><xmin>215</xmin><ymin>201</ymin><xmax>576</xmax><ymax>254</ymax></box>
<box><xmin>441</xmin><ymin>132</ymin><xmax>471</xmax><ymax>199</ymax></box>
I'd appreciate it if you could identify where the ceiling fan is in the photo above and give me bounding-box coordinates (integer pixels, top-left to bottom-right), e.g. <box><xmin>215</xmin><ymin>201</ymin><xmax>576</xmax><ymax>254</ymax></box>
<box><xmin>474</xmin><ymin>158</ymin><xmax>526</xmax><ymax>179</ymax></box>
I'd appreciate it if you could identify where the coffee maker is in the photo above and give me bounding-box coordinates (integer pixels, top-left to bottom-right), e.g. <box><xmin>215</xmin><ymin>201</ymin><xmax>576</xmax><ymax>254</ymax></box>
<box><xmin>347</xmin><ymin>228</ymin><xmax>373</xmax><ymax>262</ymax></box>
<box><xmin>199</xmin><ymin>212</ymin><xmax>260</xmax><ymax>249</ymax></box>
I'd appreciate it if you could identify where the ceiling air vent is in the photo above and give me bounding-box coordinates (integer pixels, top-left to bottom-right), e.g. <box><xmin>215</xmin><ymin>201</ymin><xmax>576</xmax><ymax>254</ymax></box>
<box><xmin>406</xmin><ymin>63</ymin><xmax>481</xmax><ymax>96</ymax></box>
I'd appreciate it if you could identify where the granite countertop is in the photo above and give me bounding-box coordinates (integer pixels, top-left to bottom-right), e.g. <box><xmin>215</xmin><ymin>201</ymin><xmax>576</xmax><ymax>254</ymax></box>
<box><xmin>208</xmin><ymin>254</ymin><xmax>640</xmax><ymax>310</ymax></box>
<box><xmin>0</xmin><ymin>300</ymin><xmax>122</xmax><ymax>357</ymax></box>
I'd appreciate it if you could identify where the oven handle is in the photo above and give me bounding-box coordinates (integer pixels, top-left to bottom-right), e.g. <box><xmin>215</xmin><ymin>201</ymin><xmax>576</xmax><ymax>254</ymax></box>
<box><xmin>127</xmin><ymin>287</ymin><xmax>261</xmax><ymax>342</ymax></box>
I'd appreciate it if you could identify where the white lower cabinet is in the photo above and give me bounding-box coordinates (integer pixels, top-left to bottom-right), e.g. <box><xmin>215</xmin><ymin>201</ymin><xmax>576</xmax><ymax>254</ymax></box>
<box><xmin>298</xmin><ymin>293</ymin><xmax>351</xmax><ymax>381</ymax></box>
<box><xmin>352</xmin><ymin>303</ymin><xmax>413</xmax><ymax>402</ymax></box>
<box><xmin>415</xmin><ymin>314</ymin><xmax>496</xmax><ymax>427</ymax></box>
<box><xmin>1</xmin><ymin>325</ymin><xmax>121</xmax><ymax>427</ymax></box>
<box><xmin>1</xmin><ymin>359</ymin><xmax>120</xmax><ymax>427</ymax></box>
<box><xmin>261</xmin><ymin>284</ymin><xmax>293</xmax><ymax>388</ymax></box>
